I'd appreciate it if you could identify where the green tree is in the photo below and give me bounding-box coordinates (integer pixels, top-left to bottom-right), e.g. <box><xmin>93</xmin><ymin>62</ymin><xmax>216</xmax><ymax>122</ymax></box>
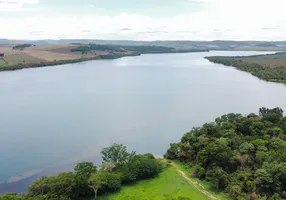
<box><xmin>88</xmin><ymin>171</ymin><xmax>121</xmax><ymax>199</ymax></box>
<box><xmin>49</xmin><ymin>172</ymin><xmax>78</xmax><ymax>199</ymax></box>
<box><xmin>88</xmin><ymin>173</ymin><xmax>103</xmax><ymax>199</ymax></box>
<box><xmin>137</xmin><ymin>155</ymin><xmax>162</xmax><ymax>179</ymax></box>
<box><xmin>101</xmin><ymin>143</ymin><xmax>134</xmax><ymax>167</ymax></box>
<box><xmin>74</xmin><ymin>162</ymin><xmax>97</xmax><ymax>196</ymax></box>
<box><xmin>255</xmin><ymin>169</ymin><xmax>273</xmax><ymax>196</ymax></box>
<box><xmin>206</xmin><ymin>167</ymin><xmax>229</xmax><ymax>189</ymax></box>
<box><xmin>74</xmin><ymin>161</ymin><xmax>97</xmax><ymax>180</ymax></box>
<box><xmin>165</xmin><ymin>143</ymin><xmax>179</xmax><ymax>159</ymax></box>
<box><xmin>28</xmin><ymin>176</ymin><xmax>50</xmax><ymax>196</ymax></box>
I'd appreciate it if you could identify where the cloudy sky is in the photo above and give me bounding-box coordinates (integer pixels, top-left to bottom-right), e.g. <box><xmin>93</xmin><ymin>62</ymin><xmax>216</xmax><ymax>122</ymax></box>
<box><xmin>1</xmin><ymin>0</ymin><xmax>286</xmax><ymax>40</ymax></box>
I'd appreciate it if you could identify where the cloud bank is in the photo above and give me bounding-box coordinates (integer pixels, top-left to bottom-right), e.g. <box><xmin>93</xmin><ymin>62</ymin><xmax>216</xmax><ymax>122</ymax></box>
<box><xmin>1</xmin><ymin>0</ymin><xmax>286</xmax><ymax>40</ymax></box>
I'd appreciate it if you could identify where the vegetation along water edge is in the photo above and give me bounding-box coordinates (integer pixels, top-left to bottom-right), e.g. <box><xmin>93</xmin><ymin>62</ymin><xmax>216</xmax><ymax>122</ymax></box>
<box><xmin>0</xmin><ymin>43</ymin><xmax>208</xmax><ymax>72</ymax></box>
<box><xmin>206</xmin><ymin>52</ymin><xmax>286</xmax><ymax>83</ymax></box>
<box><xmin>1</xmin><ymin>107</ymin><xmax>285</xmax><ymax>199</ymax></box>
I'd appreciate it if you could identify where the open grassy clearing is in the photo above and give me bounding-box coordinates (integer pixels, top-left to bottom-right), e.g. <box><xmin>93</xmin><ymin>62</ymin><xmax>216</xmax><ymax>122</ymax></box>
<box><xmin>26</xmin><ymin>50</ymin><xmax>81</xmax><ymax>61</ymax></box>
<box><xmin>97</xmin><ymin>165</ymin><xmax>211</xmax><ymax>200</ymax></box>
<box><xmin>0</xmin><ymin>59</ymin><xmax>7</xmax><ymax>67</ymax></box>
<box><xmin>173</xmin><ymin>161</ymin><xmax>232</xmax><ymax>200</ymax></box>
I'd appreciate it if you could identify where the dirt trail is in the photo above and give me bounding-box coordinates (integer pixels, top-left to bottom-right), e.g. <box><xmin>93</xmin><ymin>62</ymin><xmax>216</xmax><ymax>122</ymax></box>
<box><xmin>171</xmin><ymin>162</ymin><xmax>220</xmax><ymax>200</ymax></box>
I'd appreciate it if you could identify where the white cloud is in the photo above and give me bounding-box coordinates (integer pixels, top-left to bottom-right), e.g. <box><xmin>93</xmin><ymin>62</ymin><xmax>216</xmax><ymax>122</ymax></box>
<box><xmin>0</xmin><ymin>0</ymin><xmax>38</xmax><ymax>11</ymax></box>
<box><xmin>1</xmin><ymin>0</ymin><xmax>286</xmax><ymax>40</ymax></box>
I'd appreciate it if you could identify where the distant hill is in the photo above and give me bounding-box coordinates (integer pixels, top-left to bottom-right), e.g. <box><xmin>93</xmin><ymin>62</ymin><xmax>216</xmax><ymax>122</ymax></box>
<box><xmin>2</xmin><ymin>39</ymin><xmax>286</xmax><ymax>50</ymax></box>
<box><xmin>255</xmin><ymin>43</ymin><xmax>277</xmax><ymax>47</ymax></box>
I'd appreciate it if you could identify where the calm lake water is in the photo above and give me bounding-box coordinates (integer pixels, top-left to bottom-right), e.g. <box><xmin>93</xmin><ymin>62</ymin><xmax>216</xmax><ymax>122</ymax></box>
<box><xmin>1</xmin><ymin>51</ymin><xmax>286</xmax><ymax>187</ymax></box>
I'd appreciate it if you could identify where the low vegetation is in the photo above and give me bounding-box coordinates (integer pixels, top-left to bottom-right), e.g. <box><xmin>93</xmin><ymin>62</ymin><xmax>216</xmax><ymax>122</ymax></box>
<box><xmin>4</xmin><ymin>54</ymin><xmax>44</xmax><ymax>65</ymax></box>
<box><xmin>12</xmin><ymin>44</ymin><xmax>34</xmax><ymax>50</ymax></box>
<box><xmin>165</xmin><ymin>107</ymin><xmax>286</xmax><ymax>200</ymax></box>
<box><xmin>206</xmin><ymin>53</ymin><xmax>286</xmax><ymax>83</ymax></box>
<box><xmin>97</xmin><ymin>165</ymin><xmax>210</xmax><ymax>200</ymax></box>
<box><xmin>0</xmin><ymin>59</ymin><xmax>7</xmax><ymax>67</ymax></box>
<box><xmin>173</xmin><ymin>161</ymin><xmax>231</xmax><ymax>200</ymax></box>
<box><xmin>0</xmin><ymin>144</ymin><xmax>163</xmax><ymax>200</ymax></box>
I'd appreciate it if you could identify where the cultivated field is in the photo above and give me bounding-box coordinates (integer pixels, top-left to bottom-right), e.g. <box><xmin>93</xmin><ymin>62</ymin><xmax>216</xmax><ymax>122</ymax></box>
<box><xmin>0</xmin><ymin>44</ymin><xmax>111</xmax><ymax>65</ymax></box>
<box><xmin>4</xmin><ymin>53</ymin><xmax>45</xmax><ymax>65</ymax></box>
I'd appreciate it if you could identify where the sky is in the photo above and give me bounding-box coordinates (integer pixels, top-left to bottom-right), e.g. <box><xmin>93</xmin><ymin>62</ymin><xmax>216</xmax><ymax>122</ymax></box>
<box><xmin>1</xmin><ymin>0</ymin><xmax>286</xmax><ymax>41</ymax></box>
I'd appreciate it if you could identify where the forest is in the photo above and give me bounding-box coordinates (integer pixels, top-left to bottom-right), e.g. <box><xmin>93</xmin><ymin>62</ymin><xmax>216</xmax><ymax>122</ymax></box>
<box><xmin>12</xmin><ymin>44</ymin><xmax>34</xmax><ymax>50</ymax></box>
<box><xmin>71</xmin><ymin>44</ymin><xmax>208</xmax><ymax>55</ymax></box>
<box><xmin>0</xmin><ymin>144</ymin><xmax>162</xmax><ymax>200</ymax></box>
<box><xmin>206</xmin><ymin>54</ymin><xmax>286</xmax><ymax>83</ymax></box>
<box><xmin>165</xmin><ymin>107</ymin><xmax>286</xmax><ymax>200</ymax></box>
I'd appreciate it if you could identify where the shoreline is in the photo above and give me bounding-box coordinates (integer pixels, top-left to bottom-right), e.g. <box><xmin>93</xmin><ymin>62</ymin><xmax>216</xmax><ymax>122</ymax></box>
<box><xmin>205</xmin><ymin>54</ymin><xmax>286</xmax><ymax>85</ymax></box>
<box><xmin>0</xmin><ymin>53</ymin><xmax>140</xmax><ymax>73</ymax></box>
<box><xmin>0</xmin><ymin>155</ymin><xmax>102</xmax><ymax>194</ymax></box>
<box><xmin>0</xmin><ymin>49</ymin><xmax>210</xmax><ymax>73</ymax></box>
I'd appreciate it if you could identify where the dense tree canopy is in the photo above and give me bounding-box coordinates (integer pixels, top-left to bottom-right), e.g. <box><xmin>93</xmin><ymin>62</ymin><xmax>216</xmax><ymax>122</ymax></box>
<box><xmin>165</xmin><ymin>107</ymin><xmax>286</xmax><ymax>199</ymax></box>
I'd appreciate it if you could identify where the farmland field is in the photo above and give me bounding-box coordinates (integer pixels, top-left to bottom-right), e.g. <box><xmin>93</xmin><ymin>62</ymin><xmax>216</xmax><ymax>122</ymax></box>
<box><xmin>3</xmin><ymin>53</ymin><xmax>45</xmax><ymax>65</ymax></box>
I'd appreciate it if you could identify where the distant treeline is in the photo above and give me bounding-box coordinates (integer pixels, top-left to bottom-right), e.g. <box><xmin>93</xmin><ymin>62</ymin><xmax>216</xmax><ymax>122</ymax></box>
<box><xmin>71</xmin><ymin>43</ymin><xmax>209</xmax><ymax>55</ymax></box>
<box><xmin>71</xmin><ymin>44</ymin><xmax>123</xmax><ymax>54</ymax></box>
<box><xmin>12</xmin><ymin>44</ymin><xmax>34</xmax><ymax>50</ymax></box>
<box><xmin>0</xmin><ymin>53</ymin><xmax>139</xmax><ymax>72</ymax></box>
<box><xmin>205</xmin><ymin>53</ymin><xmax>286</xmax><ymax>83</ymax></box>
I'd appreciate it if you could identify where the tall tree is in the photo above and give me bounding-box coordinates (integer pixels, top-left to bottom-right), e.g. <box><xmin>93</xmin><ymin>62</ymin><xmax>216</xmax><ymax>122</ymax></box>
<box><xmin>101</xmin><ymin>143</ymin><xmax>134</xmax><ymax>166</ymax></box>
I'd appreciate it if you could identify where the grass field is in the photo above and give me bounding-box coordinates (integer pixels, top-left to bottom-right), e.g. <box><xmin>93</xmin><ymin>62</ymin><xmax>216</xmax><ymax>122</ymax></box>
<box><xmin>0</xmin><ymin>44</ymin><xmax>118</xmax><ymax>65</ymax></box>
<box><xmin>4</xmin><ymin>53</ymin><xmax>45</xmax><ymax>65</ymax></box>
<box><xmin>173</xmin><ymin>161</ymin><xmax>232</xmax><ymax>200</ymax></box>
<box><xmin>0</xmin><ymin>58</ymin><xmax>7</xmax><ymax>67</ymax></box>
<box><xmin>97</xmin><ymin>165</ymin><xmax>211</xmax><ymax>200</ymax></box>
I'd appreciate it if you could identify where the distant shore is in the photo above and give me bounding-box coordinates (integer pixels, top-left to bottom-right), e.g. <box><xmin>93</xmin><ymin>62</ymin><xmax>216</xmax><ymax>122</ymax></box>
<box><xmin>0</xmin><ymin>53</ymin><xmax>140</xmax><ymax>72</ymax></box>
<box><xmin>0</xmin><ymin>43</ymin><xmax>210</xmax><ymax>73</ymax></box>
<box><xmin>0</xmin><ymin>50</ymin><xmax>211</xmax><ymax>73</ymax></box>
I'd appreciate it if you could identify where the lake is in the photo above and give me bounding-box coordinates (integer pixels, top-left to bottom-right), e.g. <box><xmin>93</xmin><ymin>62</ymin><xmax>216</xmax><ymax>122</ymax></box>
<box><xmin>1</xmin><ymin>51</ymin><xmax>286</xmax><ymax>192</ymax></box>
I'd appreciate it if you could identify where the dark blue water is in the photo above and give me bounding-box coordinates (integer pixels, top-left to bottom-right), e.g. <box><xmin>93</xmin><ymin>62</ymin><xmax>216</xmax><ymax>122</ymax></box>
<box><xmin>1</xmin><ymin>51</ymin><xmax>286</xmax><ymax>184</ymax></box>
